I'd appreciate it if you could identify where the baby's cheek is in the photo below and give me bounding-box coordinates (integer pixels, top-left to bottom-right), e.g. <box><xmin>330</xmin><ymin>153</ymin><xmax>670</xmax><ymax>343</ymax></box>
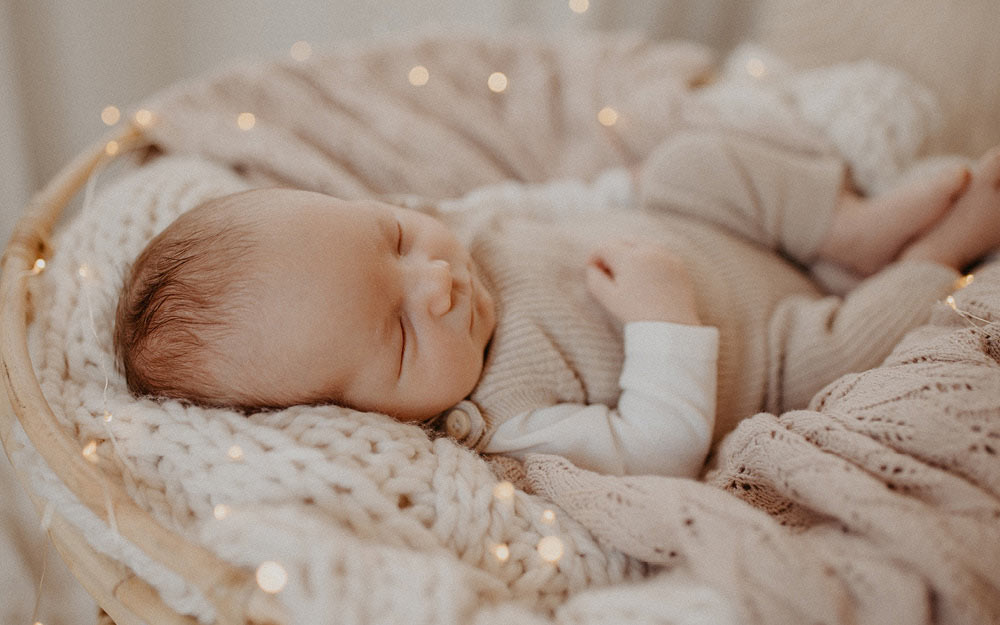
<box><xmin>442</xmin><ymin>340</ymin><xmax>482</xmax><ymax>391</ymax></box>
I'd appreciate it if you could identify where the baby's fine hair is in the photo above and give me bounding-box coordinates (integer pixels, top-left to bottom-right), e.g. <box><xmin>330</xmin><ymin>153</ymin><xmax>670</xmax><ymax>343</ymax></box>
<box><xmin>114</xmin><ymin>193</ymin><xmax>260</xmax><ymax>407</ymax></box>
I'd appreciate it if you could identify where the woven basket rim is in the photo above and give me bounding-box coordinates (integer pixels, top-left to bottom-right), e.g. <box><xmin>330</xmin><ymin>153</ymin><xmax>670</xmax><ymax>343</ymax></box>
<box><xmin>0</xmin><ymin>122</ymin><xmax>287</xmax><ymax>625</ymax></box>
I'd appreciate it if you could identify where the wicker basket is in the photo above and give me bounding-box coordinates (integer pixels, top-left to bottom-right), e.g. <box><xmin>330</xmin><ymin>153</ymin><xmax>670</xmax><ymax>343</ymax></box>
<box><xmin>0</xmin><ymin>123</ymin><xmax>288</xmax><ymax>625</ymax></box>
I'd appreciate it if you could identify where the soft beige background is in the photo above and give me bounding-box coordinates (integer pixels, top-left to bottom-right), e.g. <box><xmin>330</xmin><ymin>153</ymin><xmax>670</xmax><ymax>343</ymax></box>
<box><xmin>749</xmin><ymin>0</ymin><xmax>1000</xmax><ymax>157</ymax></box>
<box><xmin>3</xmin><ymin>1</ymin><xmax>999</xmax><ymax>623</ymax></box>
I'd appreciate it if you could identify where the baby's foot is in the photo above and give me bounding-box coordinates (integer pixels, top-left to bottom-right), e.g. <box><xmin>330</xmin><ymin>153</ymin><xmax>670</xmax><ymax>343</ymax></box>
<box><xmin>902</xmin><ymin>148</ymin><xmax>1000</xmax><ymax>270</ymax></box>
<box><xmin>820</xmin><ymin>164</ymin><xmax>970</xmax><ymax>276</ymax></box>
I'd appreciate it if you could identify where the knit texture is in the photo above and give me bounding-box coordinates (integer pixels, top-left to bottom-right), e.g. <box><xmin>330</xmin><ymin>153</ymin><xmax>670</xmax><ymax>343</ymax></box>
<box><xmin>17</xmin><ymin>31</ymin><xmax>999</xmax><ymax>625</ymax></box>
<box><xmin>458</xmin><ymin>173</ymin><xmax>958</xmax><ymax>448</ymax></box>
<box><xmin>457</xmin><ymin>88</ymin><xmax>957</xmax><ymax>447</ymax></box>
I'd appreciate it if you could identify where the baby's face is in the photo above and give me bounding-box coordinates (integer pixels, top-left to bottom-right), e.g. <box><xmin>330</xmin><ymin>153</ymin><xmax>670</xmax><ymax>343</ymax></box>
<box><xmin>223</xmin><ymin>189</ymin><xmax>496</xmax><ymax>421</ymax></box>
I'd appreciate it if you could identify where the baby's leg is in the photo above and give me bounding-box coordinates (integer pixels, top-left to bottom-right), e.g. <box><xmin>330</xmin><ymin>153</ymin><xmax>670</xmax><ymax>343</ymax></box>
<box><xmin>817</xmin><ymin>164</ymin><xmax>970</xmax><ymax>276</ymax></box>
<box><xmin>901</xmin><ymin>147</ymin><xmax>1000</xmax><ymax>271</ymax></box>
<box><xmin>637</xmin><ymin>130</ymin><xmax>848</xmax><ymax>263</ymax></box>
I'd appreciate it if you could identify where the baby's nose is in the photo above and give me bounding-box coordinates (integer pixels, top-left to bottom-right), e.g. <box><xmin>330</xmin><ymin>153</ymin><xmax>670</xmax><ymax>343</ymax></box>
<box><xmin>422</xmin><ymin>259</ymin><xmax>453</xmax><ymax>316</ymax></box>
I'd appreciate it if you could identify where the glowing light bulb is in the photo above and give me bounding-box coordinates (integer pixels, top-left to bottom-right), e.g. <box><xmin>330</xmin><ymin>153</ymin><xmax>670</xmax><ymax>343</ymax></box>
<box><xmin>82</xmin><ymin>440</ymin><xmax>99</xmax><ymax>463</ymax></box>
<box><xmin>487</xmin><ymin>72</ymin><xmax>508</xmax><ymax>93</ymax></box>
<box><xmin>946</xmin><ymin>295</ymin><xmax>958</xmax><ymax>310</ymax></box>
<box><xmin>256</xmin><ymin>561</ymin><xmax>288</xmax><ymax>594</ymax></box>
<box><xmin>102</xmin><ymin>411</ymin><xmax>113</xmax><ymax>423</ymax></box>
<box><xmin>540</xmin><ymin>509</ymin><xmax>556</xmax><ymax>525</ymax></box>
<box><xmin>32</xmin><ymin>258</ymin><xmax>46</xmax><ymax>273</ymax></box>
<box><xmin>105</xmin><ymin>141</ymin><xmax>120</xmax><ymax>156</ymax></box>
<box><xmin>101</xmin><ymin>106</ymin><xmax>121</xmax><ymax>126</ymax></box>
<box><xmin>227</xmin><ymin>445</ymin><xmax>244</xmax><ymax>461</ymax></box>
<box><xmin>237</xmin><ymin>113</ymin><xmax>256</xmax><ymax>131</ymax></box>
<box><xmin>569</xmin><ymin>0</ymin><xmax>589</xmax><ymax>13</ymax></box>
<box><xmin>133</xmin><ymin>109</ymin><xmax>154</xmax><ymax>127</ymax></box>
<box><xmin>492</xmin><ymin>480</ymin><xmax>514</xmax><ymax>501</ymax></box>
<box><xmin>537</xmin><ymin>535</ymin><xmax>564</xmax><ymax>563</ymax></box>
<box><xmin>597</xmin><ymin>106</ymin><xmax>619</xmax><ymax>127</ymax></box>
<box><xmin>955</xmin><ymin>274</ymin><xmax>975</xmax><ymax>289</ymax></box>
<box><xmin>408</xmin><ymin>65</ymin><xmax>429</xmax><ymax>86</ymax></box>
<box><xmin>746</xmin><ymin>57</ymin><xmax>767</xmax><ymax>78</ymax></box>
<box><xmin>214</xmin><ymin>504</ymin><xmax>231</xmax><ymax>520</ymax></box>
<box><xmin>290</xmin><ymin>40</ymin><xmax>312</xmax><ymax>61</ymax></box>
<box><xmin>492</xmin><ymin>543</ymin><xmax>510</xmax><ymax>562</ymax></box>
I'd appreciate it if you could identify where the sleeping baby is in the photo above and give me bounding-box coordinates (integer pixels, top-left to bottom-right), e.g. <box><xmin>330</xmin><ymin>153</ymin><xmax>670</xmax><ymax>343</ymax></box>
<box><xmin>114</xmin><ymin>131</ymin><xmax>1000</xmax><ymax>478</ymax></box>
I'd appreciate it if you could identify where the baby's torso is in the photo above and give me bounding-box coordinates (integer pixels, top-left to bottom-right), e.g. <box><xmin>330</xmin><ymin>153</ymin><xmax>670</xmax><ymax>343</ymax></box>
<box><xmin>451</xmin><ymin>207</ymin><xmax>821</xmax><ymax>447</ymax></box>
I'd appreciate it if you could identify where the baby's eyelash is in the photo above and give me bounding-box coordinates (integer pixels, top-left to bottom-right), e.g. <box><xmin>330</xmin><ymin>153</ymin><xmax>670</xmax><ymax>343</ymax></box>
<box><xmin>396</xmin><ymin>221</ymin><xmax>403</xmax><ymax>255</ymax></box>
<box><xmin>398</xmin><ymin>317</ymin><xmax>406</xmax><ymax>376</ymax></box>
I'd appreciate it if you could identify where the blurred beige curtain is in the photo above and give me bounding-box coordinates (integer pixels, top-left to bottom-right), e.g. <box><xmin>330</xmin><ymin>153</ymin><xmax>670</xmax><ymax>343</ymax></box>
<box><xmin>0</xmin><ymin>2</ymin><xmax>751</xmax><ymax>623</ymax></box>
<box><xmin>1</xmin><ymin>1</ymin><xmax>30</xmax><ymax>232</ymax></box>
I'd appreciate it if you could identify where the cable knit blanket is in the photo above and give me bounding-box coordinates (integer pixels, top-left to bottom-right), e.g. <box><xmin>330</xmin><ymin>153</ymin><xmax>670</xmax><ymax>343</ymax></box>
<box><xmin>20</xmin><ymin>30</ymin><xmax>1000</xmax><ymax>624</ymax></box>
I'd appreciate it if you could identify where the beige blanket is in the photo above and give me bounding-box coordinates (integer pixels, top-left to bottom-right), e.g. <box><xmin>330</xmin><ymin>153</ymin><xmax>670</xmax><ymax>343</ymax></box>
<box><xmin>38</xmin><ymin>30</ymin><xmax>1000</xmax><ymax>623</ymax></box>
<box><xmin>145</xmin><ymin>29</ymin><xmax>712</xmax><ymax>199</ymax></box>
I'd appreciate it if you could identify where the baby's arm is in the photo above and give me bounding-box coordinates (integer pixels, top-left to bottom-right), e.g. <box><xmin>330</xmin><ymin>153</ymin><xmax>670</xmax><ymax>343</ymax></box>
<box><xmin>485</xmin><ymin>322</ymin><xmax>717</xmax><ymax>477</ymax></box>
<box><xmin>485</xmin><ymin>240</ymin><xmax>719</xmax><ymax>477</ymax></box>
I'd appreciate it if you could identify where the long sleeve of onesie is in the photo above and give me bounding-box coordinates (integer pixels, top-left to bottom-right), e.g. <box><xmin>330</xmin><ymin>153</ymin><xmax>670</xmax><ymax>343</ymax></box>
<box><xmin>484</xmin><ymin>321</ymin><xmax>719</xmax><ymax>478</ymax></box>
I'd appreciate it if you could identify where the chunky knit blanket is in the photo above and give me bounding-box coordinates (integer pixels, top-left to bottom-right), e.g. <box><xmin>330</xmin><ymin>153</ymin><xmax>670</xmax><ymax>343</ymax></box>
<box><xmin>19</xmin><ymin>30</ymin><xmax>1000</xmax><ymax>624</ymax></box>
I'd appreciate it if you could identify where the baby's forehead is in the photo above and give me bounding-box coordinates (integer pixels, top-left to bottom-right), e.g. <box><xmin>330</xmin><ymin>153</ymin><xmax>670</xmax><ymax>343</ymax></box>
<box><xmin>235</xmin><ymin>189</ymin><xmax>390</xmax><ymax>260</ymax></box>
<box><xmin>238</xmin><ymin>188</ymin><xmax>391</xmax><ymax>224</ymax></box>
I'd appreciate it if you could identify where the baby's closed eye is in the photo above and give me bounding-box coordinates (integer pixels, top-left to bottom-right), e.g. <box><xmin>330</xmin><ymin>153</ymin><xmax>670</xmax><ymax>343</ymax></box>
<box><xmin>398</xmin><ymin>316</ymin><xmax>407</xmax><ymax>377</ymax></box>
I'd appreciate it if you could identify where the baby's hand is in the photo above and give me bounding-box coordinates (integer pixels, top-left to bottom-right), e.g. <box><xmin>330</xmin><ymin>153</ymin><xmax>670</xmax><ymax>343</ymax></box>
<box><xmin>586</xmin><ymin>239</ymin><xmax>701</xmax><ymax>325</ymax></box>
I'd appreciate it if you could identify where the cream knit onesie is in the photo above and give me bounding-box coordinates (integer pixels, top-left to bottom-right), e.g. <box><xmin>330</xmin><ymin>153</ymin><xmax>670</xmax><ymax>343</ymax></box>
<box><xmin>432</xmin><ymin>126</ymin><xmax>960</xmax><ymax>475</ymax></box>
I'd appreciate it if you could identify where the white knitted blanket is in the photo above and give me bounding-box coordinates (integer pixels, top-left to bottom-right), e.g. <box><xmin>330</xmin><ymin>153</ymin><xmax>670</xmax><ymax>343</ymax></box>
<box><xmin>18</xmin><ymin>31</ymin><xmax>1000</xmax><ymax>624</ymax></box>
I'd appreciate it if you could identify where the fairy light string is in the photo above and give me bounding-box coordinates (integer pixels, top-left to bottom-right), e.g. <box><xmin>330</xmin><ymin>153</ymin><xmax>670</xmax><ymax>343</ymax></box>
<box><xmin>290</xmin><ymin>40</ymin><xmax>312</xmax><ymax>62</ymax></box>
<box><xmin>491</xmin><ymin>481</ymin><xmax>567</xmax><ymax>565</ymax></box>
<box><xmin>30</xmin><ymin>543</ymin><xmax>49</xmax><ymax>625</ymax></box>
<box><xmin>75</xmin><ymin>147</ymin><xmax>131</xmax><ymax>537</ymax></box>
<box><xmin>24</xmin><ymin>106</ymin><xmax>166</xmax><ymax>557</ymax></box>
<box><xmin>943</xmin><ymin>274</ymin><xmax>998</xmax><ymax>351</ymax></box>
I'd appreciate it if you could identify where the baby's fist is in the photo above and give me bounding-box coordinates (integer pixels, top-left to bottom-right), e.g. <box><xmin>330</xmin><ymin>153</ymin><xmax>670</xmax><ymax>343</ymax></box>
<box><xmin>586</xmin><ymin>239</ymin><xmax>701</xmax><ymax>325</ymax></box>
